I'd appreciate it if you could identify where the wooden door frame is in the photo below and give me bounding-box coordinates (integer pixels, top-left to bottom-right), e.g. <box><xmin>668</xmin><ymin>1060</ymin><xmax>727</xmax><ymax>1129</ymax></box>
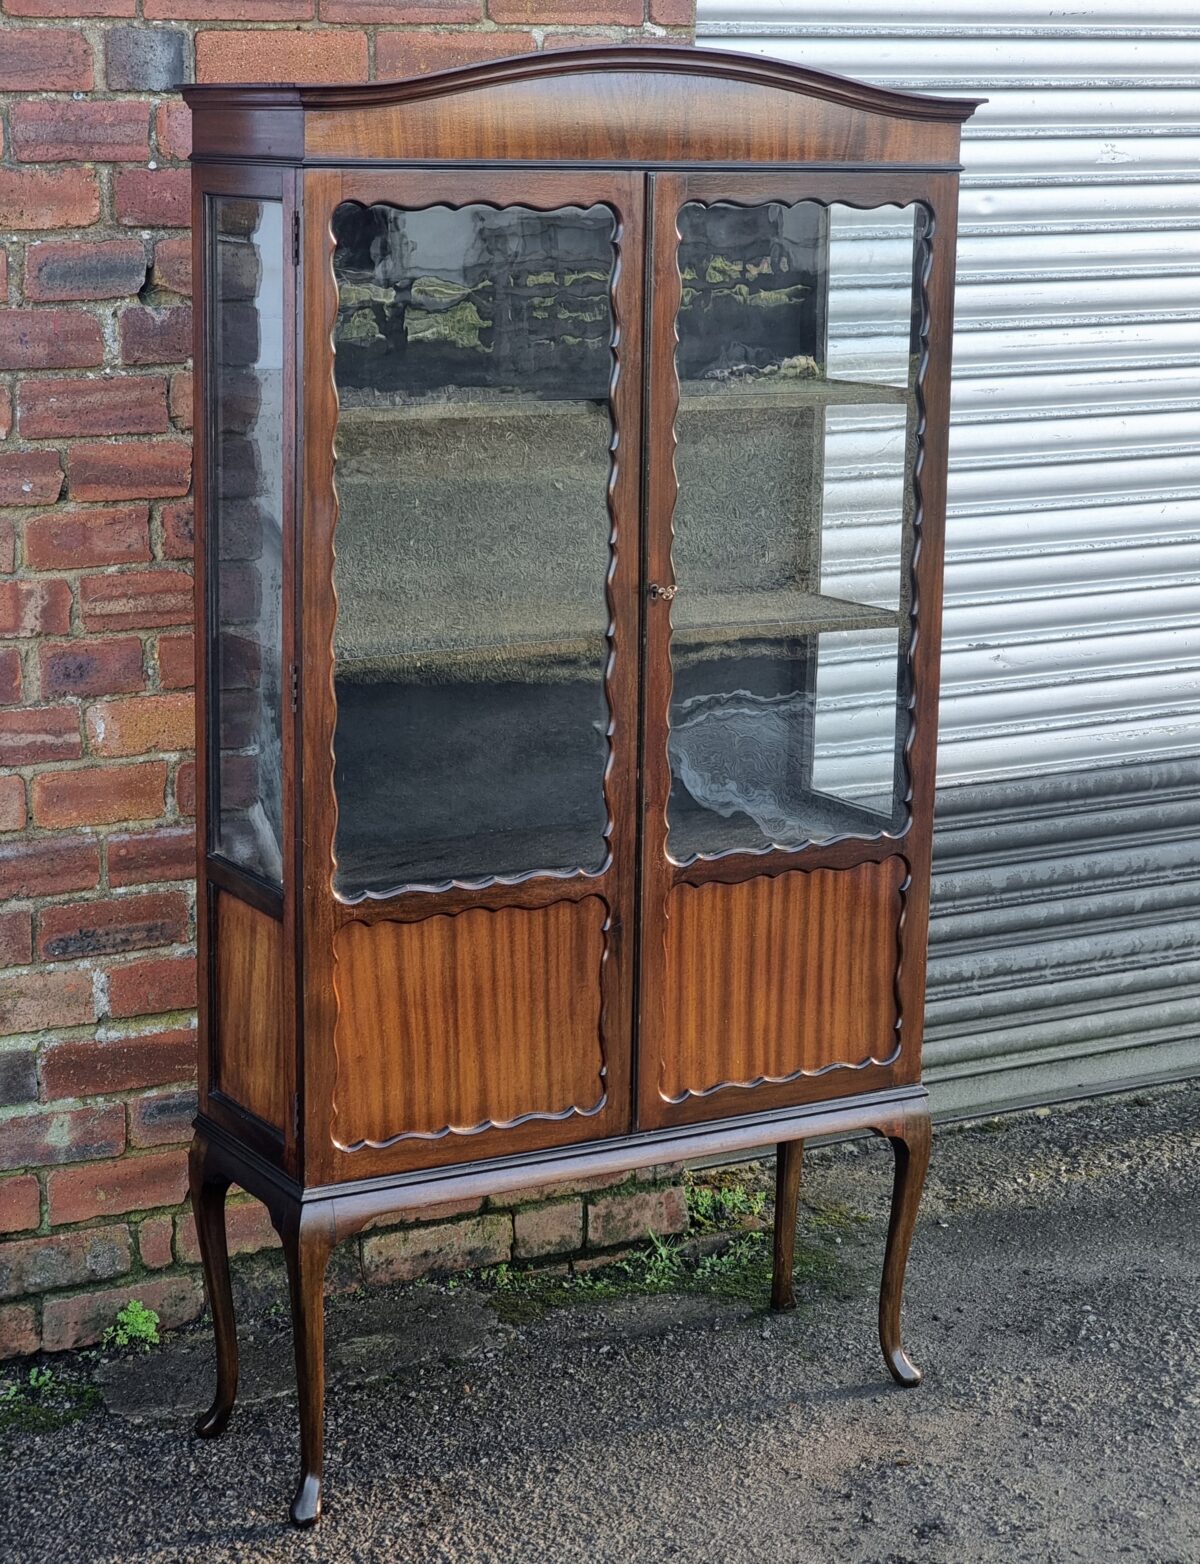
<box><xmin>637</xmin><ymin>168</ymin><xmax>961</xmax><ymax>1130</ymax></box>
<box><xmin>296</xmin><ymin>167</ymin><xmax>647</xmax><ymax>1184</ymax></box>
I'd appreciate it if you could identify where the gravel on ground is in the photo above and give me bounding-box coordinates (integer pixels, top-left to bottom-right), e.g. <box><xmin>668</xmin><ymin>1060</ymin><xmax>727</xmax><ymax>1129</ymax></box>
<box><xmin>1</xmin><ymin>1080</ymin><xmax>1197</xmax><ymax>1564</ymax></box>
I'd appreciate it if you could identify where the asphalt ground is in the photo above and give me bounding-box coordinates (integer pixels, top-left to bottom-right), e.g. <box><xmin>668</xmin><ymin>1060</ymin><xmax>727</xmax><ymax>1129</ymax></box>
<box><xmin>1</xmin><ymin>1079</ymin><xmax>1197</xmax><ymax>1564</ymax></box>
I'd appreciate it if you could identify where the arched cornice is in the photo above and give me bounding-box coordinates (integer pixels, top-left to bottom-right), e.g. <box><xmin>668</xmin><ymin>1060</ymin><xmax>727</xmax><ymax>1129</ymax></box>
<box><xmin>182</xmin><ymin>43</ymin><xmax>981</xmax><ymax>124</ymax></box>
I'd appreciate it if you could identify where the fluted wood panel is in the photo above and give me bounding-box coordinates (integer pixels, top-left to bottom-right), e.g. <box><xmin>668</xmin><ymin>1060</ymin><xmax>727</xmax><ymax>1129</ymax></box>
<box><xmin>332</xmin><ymin>898</ymin><xmax>609</xmax><ymax>1149</ymax></box>
<box><xmin>214</xmin><ymin>891</ymin><xmax>287</xmax><ymax>1132</ymax></box>
<box><xmin>658</xmin><ymin>858</ymin><xmax>906</xmax><ymax>1104</ymax></box>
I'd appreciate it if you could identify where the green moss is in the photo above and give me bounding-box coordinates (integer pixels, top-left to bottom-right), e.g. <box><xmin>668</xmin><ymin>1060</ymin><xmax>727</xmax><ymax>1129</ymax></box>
<box><xmin>452</xmin><ymin>1164</ymin><xmax>858</xmax><ymax>1325</ymax></box>
<box><xmin>745</xmin><ymin>284</ymin><xmax>809</xmax><ymax>309</ymax></box>
<box><xmin>0</xmin><ymin>1367</ymin><xmax>100</xmax><ymax>1440</ymax></box>
<box><xmin>563</xmin><ymin>269</ymin><xmax>608</xmax><ymax>287</ymax></box>
<box><xmin>804</xmin><ymin>1198</ymin><xmax>870</xmax><ymax>1237</ymax></box>
<box><xmin>472</xmin><ymin>1221</ymin><xmax>852</xmax><ymax>1325</ymax></box>
<box><xmin>555</xmin><ymin>300</ymin><xmax>608</xmax><ymax>325</ymax></box>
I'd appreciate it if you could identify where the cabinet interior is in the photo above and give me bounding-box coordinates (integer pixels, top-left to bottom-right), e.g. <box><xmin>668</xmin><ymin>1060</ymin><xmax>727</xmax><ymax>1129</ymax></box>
<box><xmin>319</xmin><ymin>197</ymin><xmax>923</xmax><ymax>895</ymax></box>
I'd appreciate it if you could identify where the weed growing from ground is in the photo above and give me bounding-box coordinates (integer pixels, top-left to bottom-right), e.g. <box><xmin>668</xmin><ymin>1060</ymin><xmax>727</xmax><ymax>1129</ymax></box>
<box><xmin>685</xmin><ymin>1177</ymin><xmax>769</xmax><ymax>1232</ymax></box>
<box><xmin>102</xmin><ymin>1299</ymin><xmax>161</xmax><ymax>1352</ymax></box>
<box><xmin>466</xmin><ymin>1214</ymin><xmax>853</xmax><ymax>1325</ymax></box>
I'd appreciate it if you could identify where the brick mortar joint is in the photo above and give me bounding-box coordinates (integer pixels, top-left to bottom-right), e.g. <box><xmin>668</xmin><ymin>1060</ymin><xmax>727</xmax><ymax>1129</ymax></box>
<box><xmin>0</xmin><ymin>1000</ymin><xmax>200</xmax><ymax>1049</ymax></box>
<box><xmin>0</xmin><ymin>4</ymin><xmax>696</xmax><ymax>1350</ymax></box>
<box><xmin>2</xmin><ymin>1178</ymin><xmax>687</xmax><ymax>1257</ymax></box>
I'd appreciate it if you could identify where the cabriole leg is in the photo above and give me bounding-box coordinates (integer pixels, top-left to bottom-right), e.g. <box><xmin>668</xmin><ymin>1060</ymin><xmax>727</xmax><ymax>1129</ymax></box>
<box><xmin>771</xmin><ymin>1138</ymin><xmax>804</xmax><ymax>1311</ymax></box>
<box><xmin>278</xmin><ymin>1208</ymin><xmax>335</xmax><ymax>1528</ymax></box>
<box><xmin>878</xmin><ymin>1103</ymin><xmax>932</xmax><ymax>1387</ymax></box>
<box><xmin>188</xmin><ymin>1131</ymin><xmax>238</xmax><ymax>1438</ymax></box>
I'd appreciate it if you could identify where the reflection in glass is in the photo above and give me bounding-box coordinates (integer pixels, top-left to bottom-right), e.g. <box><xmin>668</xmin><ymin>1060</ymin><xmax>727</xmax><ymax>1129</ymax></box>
<box><xmin>667</xmin><ymin>200</ymin><xmax>925</xmax><ymax>859</ymax></box>
<box><xmin>210</xmin><ymin>197</ymin><xmax>285</xmax><ymax>884</ymax></box>
<box><xmin>331</xmin><ymin>203</ymin><xmax>616</xmax><ymax>895</ymax></box>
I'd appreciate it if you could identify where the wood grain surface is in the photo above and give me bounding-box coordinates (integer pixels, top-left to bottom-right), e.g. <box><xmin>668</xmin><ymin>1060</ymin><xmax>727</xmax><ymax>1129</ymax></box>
<box><xmin>654</xmin><ymin>857</ymin><xmax>906</xmax><ymax>1108</ymax></box>
<box><xmin>214</xmin><ymin>889</ymin><xmax>288</xmax><ymax>1132</ymax></box>
<box><xmin>183</xmin><ymin>47</ymin><xmax>979</xmax><ymax>167</ymax></box>
<box><xmin>331</xmin><ymin>897</ymin><xmax>610</xmax><ymax>1150</ymax></box>
<box><xmin>304</xmin><ymin>71</ymin><xmax>963</xmax><ymax>167</ymax></box>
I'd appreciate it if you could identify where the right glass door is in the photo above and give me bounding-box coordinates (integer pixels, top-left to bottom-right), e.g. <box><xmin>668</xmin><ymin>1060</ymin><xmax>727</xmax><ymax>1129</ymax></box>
<box><xmin>638</xmin><ymin>175</ymin><xmax>933</xmax><ymax>1131</ymax></box>
<box><xmin>664</xmin><ymin>195</ymin><xmax>928</xmax><ymax>858</ymax></box>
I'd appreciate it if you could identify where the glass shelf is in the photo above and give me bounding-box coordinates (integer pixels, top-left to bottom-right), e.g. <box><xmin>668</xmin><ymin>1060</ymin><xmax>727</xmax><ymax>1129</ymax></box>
<box><xmin>335</xmin><ymin>373</ymin><xmax>911</xmax><ymax>422</ymax></box>
<box><xmin>668</xmin><ymin>784</ymin><xmax>894</xmax><ymax>862</ymax></box>
<box><xmin>332</xmin><ymin>588</ymin><xmax>899</xmax><ymax>684</ymax></box>
<box><xmin>674</xmin><ymin>588</ymin><xmax>899</xmax><ymax>640</ymax></box>
<box><xmin>336</xmin><ymin>391</ymin><xmax>606</xmax><ymax>421</ymax></box>
<box><xmin>678</xmin><ymin>376</ymin><xmax>911</xmax><ymax>411</ymax></box>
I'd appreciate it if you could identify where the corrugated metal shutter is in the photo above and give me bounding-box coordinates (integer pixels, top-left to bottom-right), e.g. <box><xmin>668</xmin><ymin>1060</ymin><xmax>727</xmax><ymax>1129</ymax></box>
<box><xmin>697</xmin><ymin>1</ymin><xmax>1200</xmax><ymax>1114</ymax></box>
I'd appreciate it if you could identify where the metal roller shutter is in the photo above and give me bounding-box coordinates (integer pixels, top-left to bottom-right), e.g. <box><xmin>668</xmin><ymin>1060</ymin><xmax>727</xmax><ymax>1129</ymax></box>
<box><xmin>697</xmin><ymin>1</ymin><xmax>1200</xmax><ymax>1113</ymax></box>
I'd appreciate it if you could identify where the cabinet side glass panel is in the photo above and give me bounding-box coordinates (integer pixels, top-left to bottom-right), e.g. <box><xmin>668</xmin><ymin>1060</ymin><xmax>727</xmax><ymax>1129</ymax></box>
<box><xmin>667</xmin><ymin>200</ymin><xmax>927</xmax><ymax>860</ymax></box>
<box><xmin>330</xmin><ymin>203</ymin><xmax>617</xmax><ymax>896</ymax></box>
<box><xmin>208</xmin><ymin>196</ymin><xmax>285</xmax><ymax>886</ymax></box>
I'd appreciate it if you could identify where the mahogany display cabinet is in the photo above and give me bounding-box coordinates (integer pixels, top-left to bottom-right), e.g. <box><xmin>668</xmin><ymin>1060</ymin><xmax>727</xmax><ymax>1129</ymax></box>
<box><xmin>182</xmin><ymin>46</ymin><xmax>979</xmax><ymax>1525</ymax></box>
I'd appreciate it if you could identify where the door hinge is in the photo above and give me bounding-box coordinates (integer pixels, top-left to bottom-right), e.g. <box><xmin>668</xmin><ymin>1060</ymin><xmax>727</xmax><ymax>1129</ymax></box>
<box><xmin>292</xmin><ymin>210</ymin><xmax>301</xmax><ymax>266</ymax></box>
<box><xmin>292</xmin><ymin>1093</ymin><xmax>300</xmax><ymax>1140</ymax></box>
<box><xmin>289</xmin><ymin>661</ymin><xmax>299</xmax><ymax>714</ymax></box>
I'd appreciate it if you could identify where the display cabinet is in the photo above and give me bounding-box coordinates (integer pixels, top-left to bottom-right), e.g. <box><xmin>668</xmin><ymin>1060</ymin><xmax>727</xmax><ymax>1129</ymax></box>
<box><xmin>183</xmin><ymin>47</ymin><xmax>978</xmax><ymax>1525</ymax></box>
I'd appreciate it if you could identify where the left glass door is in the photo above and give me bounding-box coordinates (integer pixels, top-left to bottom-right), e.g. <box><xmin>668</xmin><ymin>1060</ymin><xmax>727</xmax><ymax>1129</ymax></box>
<box><xmin>304</xmin><ymin>171</ymin><xmax>643</xmax><ymax>1173</ymax></box>
<box><xmin>330</xmin><ymin>199</ymin><xmax>619</xmax><ymax>897</ymax></box>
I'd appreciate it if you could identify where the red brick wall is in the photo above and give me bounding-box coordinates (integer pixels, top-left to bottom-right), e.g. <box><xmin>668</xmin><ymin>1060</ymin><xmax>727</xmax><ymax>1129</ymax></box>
<box><xmin>0</xmin><ymin>3</ymin><xmax>695</xmax><ymax>1358</ymax></box>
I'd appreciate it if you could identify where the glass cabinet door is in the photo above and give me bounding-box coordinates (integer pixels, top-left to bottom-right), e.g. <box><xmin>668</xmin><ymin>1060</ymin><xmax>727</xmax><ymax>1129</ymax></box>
<box><xmin>207</xmin><ymin>195</ymin><xmax>285</xmax><ymax>886</ymax></box>
<box><xmin>662</xmin><ymin>197</ymin><xmax>928</xmax><ymax>860</ymax></box>
<box><xmin>329</xmin><ymin>202</ymin><xmax>619</xmax><ymax>897</ymax></box>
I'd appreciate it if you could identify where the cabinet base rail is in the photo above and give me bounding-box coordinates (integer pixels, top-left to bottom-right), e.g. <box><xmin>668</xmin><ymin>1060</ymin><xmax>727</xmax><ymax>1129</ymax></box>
<box><xmin>188</xmin><ymin>1087</ymin><xmax>932</xmax><ymax>1527</ymax></box>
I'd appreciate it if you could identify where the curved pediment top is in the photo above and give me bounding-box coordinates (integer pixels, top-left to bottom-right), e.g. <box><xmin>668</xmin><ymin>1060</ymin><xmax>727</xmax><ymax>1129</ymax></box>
<box><xmin>181</xmin><ymin>43</ymin><xmax>981</xmax><ymax>125</ymax></box>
